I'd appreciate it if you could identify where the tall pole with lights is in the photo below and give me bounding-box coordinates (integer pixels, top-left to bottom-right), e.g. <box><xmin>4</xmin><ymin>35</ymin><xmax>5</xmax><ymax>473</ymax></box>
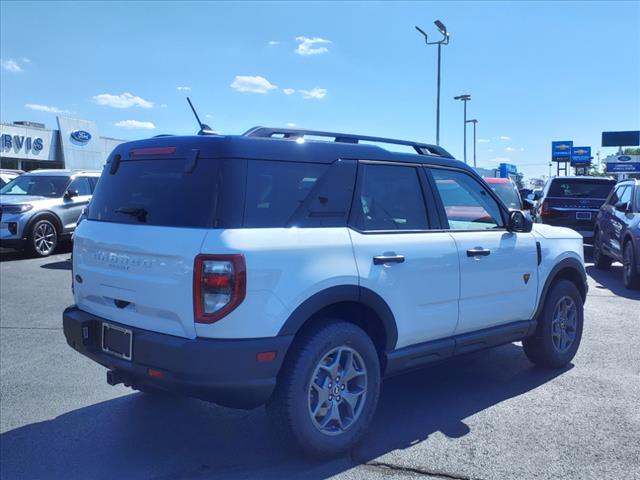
<box><xmin>415</xmin><ymin>20</ymin><xmax>449</xmax><ymax>146</ymax></box>
<box><xmin>466</xmin><ymin>119</ymin><xmax>478</xmax><ymax>168</ymax></box>
<box><xmin>454</xmin><ymin>94</ymin><xmax>471</xmax><ymax>163</ymax></box>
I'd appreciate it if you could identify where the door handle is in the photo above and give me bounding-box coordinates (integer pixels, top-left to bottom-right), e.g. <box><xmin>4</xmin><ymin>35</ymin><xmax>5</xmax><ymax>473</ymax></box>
<box><xmin>466</xmin><ymin>248</ymin><xmax>491</xmax><ymax>257</ymax></box>
<box><xmin>373</xmin><ymin>255</ymin><xmax>405</xmax><ymax>265</ymax></box>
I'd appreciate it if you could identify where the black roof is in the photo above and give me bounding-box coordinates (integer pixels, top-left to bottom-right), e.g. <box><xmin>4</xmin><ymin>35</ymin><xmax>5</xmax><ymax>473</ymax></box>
<box><xmin>110</xmin><ymin>126</ymin><xmax>473</xmax><ymax>173</ymax></box>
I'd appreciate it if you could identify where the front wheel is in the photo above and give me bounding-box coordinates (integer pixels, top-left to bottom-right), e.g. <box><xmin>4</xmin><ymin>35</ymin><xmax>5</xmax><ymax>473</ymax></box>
<box><xmin>622</xmin><ymin>241</ymin><xmax>640</xmax><ymax>290</ymax></box>
<box><xmin>593</xmin><ymin>230</ymin><xmax>612</xmax><ymax>270</ymax></box>
<box><xmin>28</xmin><ymin>219</ymin><xmax>58</xmax><ymax>257</ymax></box>
<box><xmin>266</xmin><ymin>320</ymin><xmax>381</xmax><ymax>457</ymax></box>
<box><xmin>523</xmin><ymin>280</ymin><xmax>584</xmax><ymax>369</ymax></box>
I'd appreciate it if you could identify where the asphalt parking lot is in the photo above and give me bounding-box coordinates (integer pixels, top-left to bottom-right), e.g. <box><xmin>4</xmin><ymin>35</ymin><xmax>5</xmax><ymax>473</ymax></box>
<box><xmin>1</xmin><ymin>245</ymin><xmax>639</xmax><ymax>480</ymax></box>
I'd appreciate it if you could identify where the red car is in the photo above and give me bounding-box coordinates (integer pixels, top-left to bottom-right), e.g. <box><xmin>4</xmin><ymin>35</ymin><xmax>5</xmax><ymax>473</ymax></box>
<box><xmin>483</xmin><ymin>177</ymin><xmax>526</xmax><ymax>210</ymax></box>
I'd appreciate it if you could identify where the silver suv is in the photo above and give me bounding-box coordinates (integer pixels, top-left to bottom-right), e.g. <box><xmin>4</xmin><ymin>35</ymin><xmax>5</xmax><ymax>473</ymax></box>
<box><xmin>0</xmin><ymin>169</ymin><xmax>100</xmax><ymax>256</ymax></box>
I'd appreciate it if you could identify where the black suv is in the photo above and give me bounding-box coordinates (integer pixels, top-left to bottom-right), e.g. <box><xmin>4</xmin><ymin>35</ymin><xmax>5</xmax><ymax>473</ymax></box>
<box><xmin>593</xmin><ymin>179</ymin><xmax>640</xmax><ymax>289</ymax></box>
<box><xmin>536</xmin><ymin>176</ymin><xmax>616</xmax><ymax>242</ymax></box>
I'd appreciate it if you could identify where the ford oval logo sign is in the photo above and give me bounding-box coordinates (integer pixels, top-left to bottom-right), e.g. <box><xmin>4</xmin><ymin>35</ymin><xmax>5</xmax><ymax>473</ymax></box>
<box><xmin>70</xmin><ymin>130</ymin><xmax>92</xmax><ymax>143</ymax></box>
<box><xmin>618</xmin><ymin>155</ymin><xmax>631</xmax><ymax>162</ymax></box>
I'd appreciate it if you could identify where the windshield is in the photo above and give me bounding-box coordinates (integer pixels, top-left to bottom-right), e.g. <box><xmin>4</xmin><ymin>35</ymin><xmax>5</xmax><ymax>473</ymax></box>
<box><xmin>488</xmin><ymin>183</ymin><xmax>521</xmax><ymax>209</ymax></box>
<box><xmin>548</xmin><ymin>179</ymin><xmax>615</xmax><ymax>199</ymax></box>
<box><xmin>0</xmin><ymin>175</ymin><xmax>70</xmax><ymax>197</ymax></box>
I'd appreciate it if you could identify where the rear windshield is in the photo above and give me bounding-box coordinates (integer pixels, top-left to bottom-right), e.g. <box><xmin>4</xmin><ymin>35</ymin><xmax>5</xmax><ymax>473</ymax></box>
<box><xmin>488</xmin><ymin>183</ymin><xmax>521</xmax><ymax>209</ymax></box>
<box><xmin>548</xmin><ymin>179</ymin><xmax>615</xmax><ymax>199</ymax></box>
<box><xmin>87</xmin><ymin>159</ymin><xmax>219</xmax><ymax>228</ymax></box>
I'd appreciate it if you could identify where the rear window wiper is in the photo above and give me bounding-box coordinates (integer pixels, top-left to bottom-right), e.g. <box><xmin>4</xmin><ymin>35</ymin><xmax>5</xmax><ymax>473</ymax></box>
<box><xmin>114</xmin><ymin>207</ymin><xmax>148</xmax><ymax>223</ymax></box>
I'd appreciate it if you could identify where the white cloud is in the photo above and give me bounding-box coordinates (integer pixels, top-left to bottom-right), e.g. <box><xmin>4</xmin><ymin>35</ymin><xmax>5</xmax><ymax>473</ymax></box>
<box><xmin>299</xmin><ymin>88</ymin><xmax>327</xmax><ymax>99</ymax></box>
<box><xmin>487</xmin><ymin>149</ymin><xmax>494</xmax><ymax>153</ymax></box>
<box><xmin>205</xmin><ymin>114</ymin><xmax>213</xmax><ymax>118</ymax></box>
<box><xmin>487</xmin><ymin>156</ymin><xmax>511</xmax><ymax>162</ymax></box>
<box><xmin>519</xmin><ymin>147</ymin><xmax>525</xmax><ymax>151</ymax></box>
<box><xmin>93</xmin><ymin>92</ymin><xmax>153</xmax><ymax>109</ymax></box>
<box><xmin>230</xmin><ymin>75</ymin><xmax>277</xmax><ymax>94</ymax></box>
<box><xmin>286</xmin><ymin>123</ymin><xmax>297</xmax><ymax>127</ymax></box>
<box><xmin>478</xmin><ymin>138</ymin><xmax>490</xmax><ymax>143</ymax></box>
<box><xmin>22</xmin><ymin>57</ymin><xmax>31</xmax><ymax>64</ymax></box>
<box><xmin>160</xmin><ymin>103</ymin><xmax>168</xmax><ymax>108</ymax></box>
<box><xmin>498</xmin><ymin>135</ymin><xmax>511</xmax><ymax>140</ymax></box>
<box><xmin>268</xmin><ymin>40</ymin><xmax>280</xmax><ymax>46</ymax></box>
<box><xmin>24</xmin><ymin>103</ymin><xmax>70</xmax><ymax>114</ymax></box>
<box><xmin>1</xmin><ymin>59</ymin><xmax>22</xmax><ymax>73</ymax></box>
<box><xmin>283</xmin><ymin>88</ymin><xmax>296</xmax><ymax>95</ymax></box>
<box><xmin>295</xmin><ymin>36</ymin><xmax>331</xmax><ymax>56</ymax></box>
<box><xmin>176</xmin><ymin>86</ymin><xmax>191</xmax><ymax>91</ymax></box>
<box><xmin>114</xmin><ymin>120</ymin><xmax>156</xmax><ymax>129</ymax></box>
<box><xmin>505</xmin><ymin>147</ymin><xmax>516</xmax><ymax>152</ymax></box>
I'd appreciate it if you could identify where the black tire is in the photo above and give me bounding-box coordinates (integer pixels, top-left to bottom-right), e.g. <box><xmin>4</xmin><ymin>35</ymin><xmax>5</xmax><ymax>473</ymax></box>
<box><xmin>28</xmin><ymin>219</ymin><xmax>58</xmax><ymax>257</ymax></box>
<box><xmin>266</xmin><ymin>320</ymin><xmax>381</xmax><ymax>457</ymax></box>
<box><xmin>622</xmin><ymin>241</ymin><xmax>640</xmax><ymax>290</ymax></box>
<box><xmin>523</xmin><ymin>279</ymin><xmax>584</xmax><ymax>369</ymax></box>
<box><xmin>593</xmin><ymin>229</ymin><xmax>612</xmax><ymax>270</ymax></box>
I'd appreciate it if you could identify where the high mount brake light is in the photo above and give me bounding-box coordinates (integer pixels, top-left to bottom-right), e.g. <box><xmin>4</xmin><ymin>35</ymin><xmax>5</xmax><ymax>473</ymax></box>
<box><xmin>194</xmin><ymin>254</ymin><xmax>246</xmax><ymax>324</ymax></box>
<box><xmin>130</xmin><ymin>147</ymin><xmax>176</xmax><ymax>157</ymax></box>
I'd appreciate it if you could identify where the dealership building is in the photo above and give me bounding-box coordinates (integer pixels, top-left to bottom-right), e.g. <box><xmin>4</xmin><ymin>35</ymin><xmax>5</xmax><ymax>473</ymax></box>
<box><xmin>0</xmin><ymin>116</ymin><xmax>126</xmax><ymax>172</ymax></box>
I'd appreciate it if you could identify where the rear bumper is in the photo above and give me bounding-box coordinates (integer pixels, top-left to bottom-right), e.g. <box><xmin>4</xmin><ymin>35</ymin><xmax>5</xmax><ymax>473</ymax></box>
<box><xmin>63</xmin><ymin>306</ymin><xmax>293</xmax><ymax>409</ymax></box>
<box><xmin>538</xmin><ymin>219</ymin><xmax>594</xmax><ymax>240</ymax></box>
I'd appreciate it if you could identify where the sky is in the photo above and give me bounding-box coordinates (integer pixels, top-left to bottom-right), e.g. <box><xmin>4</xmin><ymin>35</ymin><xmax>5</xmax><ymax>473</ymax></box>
<box><xmin>1</xmin><ymin>0</ymin><xmax>639</xmax><ymax>179</ymax></box>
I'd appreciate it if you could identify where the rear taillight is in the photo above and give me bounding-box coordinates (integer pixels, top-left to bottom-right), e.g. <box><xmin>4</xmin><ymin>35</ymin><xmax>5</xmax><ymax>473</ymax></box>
<box><xmin>194</xmin><ymin>254</ymin><xmax>246</xmax><ymax>324</ymax></box>
<box><xmin>540</xmin><ymin>200</ymin><xmax>550</xmax><ymax>217</ymax></box>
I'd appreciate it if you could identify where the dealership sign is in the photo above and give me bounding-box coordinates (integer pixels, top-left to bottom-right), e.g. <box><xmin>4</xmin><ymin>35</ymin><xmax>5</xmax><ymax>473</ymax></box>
<box><xmin>552</xmin><ymin>141</ymin><xmax>573</xmax><ymax>162</ymax></box>
<box><xmin>570</xmin><ymin>146</ymin><xmax>591</xmax><ymax>165</ymax></box>
<box><xmin>70</xmin><ymin>130</ymin><xmax>92</xmax><ymax>144</ymax></box>
<box><xmin>606</xmin><ymin>154</ymin><xmax>640</xmax><ymax>173</ymax></box>
<box><xmin>1</xmin><ymin>134</ymin><xmax>44</xmax><ymax>153</ymax></box>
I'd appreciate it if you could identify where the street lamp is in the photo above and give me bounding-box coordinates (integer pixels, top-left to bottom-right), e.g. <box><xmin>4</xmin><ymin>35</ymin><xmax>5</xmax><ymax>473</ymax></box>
<box><xmin>415</xmin><ymin>19</ymin><xmax>449</xmax><ymax>146</ymax></box>
<box><xmin>466</xmin><ymin>119</ymin><xmax>478</xmax><ymax>168</ymax></box>
<box><xmin>454</xmin><ymin>94</ymin><xmax>471</xmax><ymax>164</ymax></box>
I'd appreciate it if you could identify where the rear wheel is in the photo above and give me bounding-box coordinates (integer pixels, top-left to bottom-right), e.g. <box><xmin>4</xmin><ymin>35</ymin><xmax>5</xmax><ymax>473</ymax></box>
<box><xmin>622</xmin><ymin>241</ymin><xmax>640</xmax><ymax>290</ymax></box>
<box><xmin>28</xmin><ymin>219</ymin><xmax>58</xmax><ymax>257</ymax></box>
<box><xmin>523</xmin><ymin>280</ymin><xmax>584</xmax><ymax>369</ymax></box>
<box><xmin>266</xmin><ymin>320</ymin><xmax>381</xmax><ymax>457</ymax></box>
<box><xmin>593</xmin><ymin>230</ymin><xmax>612</xmax><ymax>270</ymax></box>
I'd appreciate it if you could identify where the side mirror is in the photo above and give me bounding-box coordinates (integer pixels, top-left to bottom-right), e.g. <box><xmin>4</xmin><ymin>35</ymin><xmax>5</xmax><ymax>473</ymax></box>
<box><xmin>508</xmin><ymin>210</ymin><xmax>532</xmax><ymax>233</ymax></box>
<box><xmin>522</xmin><ymin>199</ymin><xmax>535</xmax><ymax>210</ymax></box>
<box><xmin>614</xmin><ymin>201</ymin><xmax>630</xmax><ymax>213</ymax></box>
<box><xmin>64</xmin><ymin>189</ymin><xmax>79</xmax><ymax>199</ymax></box>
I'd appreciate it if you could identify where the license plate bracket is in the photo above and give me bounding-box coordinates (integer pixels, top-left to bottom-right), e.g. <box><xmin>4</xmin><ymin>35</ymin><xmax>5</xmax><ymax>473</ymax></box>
<box><xmin>102</xmin><ymin>323</ymin><xmax>132</xmax><ymax>361</ymax></box>
<box><xmin>576</xmin><ymin>211</ymin><xmax>592</xmax><ymax>220</ymax></box>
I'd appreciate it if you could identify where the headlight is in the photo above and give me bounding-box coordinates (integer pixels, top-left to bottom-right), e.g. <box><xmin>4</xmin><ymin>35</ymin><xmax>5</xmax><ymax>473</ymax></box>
<box><xmin>2</xmin><ymin>204</ymin><xmax>33</xmax><ymax>214</ymax></box>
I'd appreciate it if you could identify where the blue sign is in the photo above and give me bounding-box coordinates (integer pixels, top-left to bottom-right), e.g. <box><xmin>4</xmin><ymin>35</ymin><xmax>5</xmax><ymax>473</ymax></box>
<box><xmin>499</xmin><ymin>163</ymin><xmax>517</xmax><ymax>178</ymax></box>
<box><xmin>552</xmin><ymin>141</ymin><xmax>573</xmax><ymax>161</ymax></box>
<box><xmin>607</xmin><ymin>162</ymin><xmax>640</xmax><ymax>173</ymax></box>
<box><xmin>571</xmin><ymin>146</ymin><xmax>591</xmax><ymax>165</ymax></box>
<box><xmin>70</xmin><ymin>130</ymin><xmax>92</xmax><ymax>143</ymax></box>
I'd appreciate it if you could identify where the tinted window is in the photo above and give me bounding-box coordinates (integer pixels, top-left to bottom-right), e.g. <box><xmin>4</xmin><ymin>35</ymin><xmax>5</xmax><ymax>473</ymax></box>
<box><xmin>88</xmin><ymin>159</ymin><xmax>221</xmax><ymax>228</ymax></box>
<box><xmin>432</xmin><ymin>169</ymin><xmax>504</xmax><ymax>230</ymax></box>
<box><xmin>488</xmin><ymin>182</ymin><xmax>521</xmax><ymax>209</ymax></box>
<box><xmin>607</xmin><ymin>186</ymin><xmax>625</xmax><ymax>205</ymax></box>
<box><xmin>618</xmin><ymin>186</ymin><xmax>632</xmax><ymax>205</ymax></box>
<box><xmin>0</xmin><ymin>175</ymin><xmax>70</xmax><ymax>197</ymax></box>
<box><xmin>548</xmin><ymin>179</ymin><xmax>615</xmax><ymax>199</ymax></box>
<box><xmin>88</xmin><ymin>177</ymin><xmax>99</xmax><ymax>192</ymax></box>
<box><xmin>244</xmin><ymin>160</ymin><xmax>328</xmax><ymax>227</ymax></box>
<box><xmin>68</xmin><ymin>177</ymin><xmax>92</xmax><ymax>196</ymax></box>
<box><xmin>351</xmin><ymin>164</ymin><xmax>428</xmax><ymax>231</ymax></box>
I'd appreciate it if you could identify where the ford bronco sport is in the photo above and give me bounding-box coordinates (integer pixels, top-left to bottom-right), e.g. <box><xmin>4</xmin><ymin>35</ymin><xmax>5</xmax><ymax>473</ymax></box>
<box><xmin>63</xmin><ymin>127</ymin><xmax>587</xmax><ymax>456</ymax></box>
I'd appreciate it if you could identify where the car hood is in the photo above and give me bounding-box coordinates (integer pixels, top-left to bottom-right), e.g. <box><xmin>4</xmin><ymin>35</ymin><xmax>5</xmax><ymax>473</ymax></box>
<box><xmin>531</xmin><ymin>223</ymin><xmax>583</xmax><ymax>240</ymax></box>
<box><xmin>0</xmin><ymin>194</ymin><xmax>51</xmax><ymax>205</ymax></box>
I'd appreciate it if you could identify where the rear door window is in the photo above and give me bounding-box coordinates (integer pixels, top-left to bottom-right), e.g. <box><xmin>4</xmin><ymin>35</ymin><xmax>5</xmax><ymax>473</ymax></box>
<box><xmin>350</xmin><ymin>163</ymin><xmax>429</xmax><ymax>231</ymax></box>
<box><xmin>244</xmin><ymin>160</ymin><xmax>328</xmax><ymax>227</ymax></box>
<box><xmin>68</xmin><ymin>177</ymin><xmax>92</xmax><ymax>196</ymax></box>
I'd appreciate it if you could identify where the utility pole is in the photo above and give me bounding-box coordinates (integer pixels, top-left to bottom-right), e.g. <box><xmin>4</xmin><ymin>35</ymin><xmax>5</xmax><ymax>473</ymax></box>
<box><xmin>415</xmin><ymin>20</ymin><xmax>449</xmax><ymax>146</ymax></box>
<box><xmin>466</xmin><ymin>119</ymin><xmax>478</xmax><ymax>168</ymax></box>
<box><xmin>454</xmin><ymin>94</ymin><xmax>471</xmax><ymax>163</ymax></box>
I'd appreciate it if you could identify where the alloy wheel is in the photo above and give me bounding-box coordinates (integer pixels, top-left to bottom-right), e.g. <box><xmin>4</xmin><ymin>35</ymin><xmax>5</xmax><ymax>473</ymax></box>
<box><xmin>307</xmin><ymin>346</ymin><xmax>368</xmax><ymax>436</ymax></box>
<box><xmin>551</xmin><ymin>296</ymin><xmax>578</xmax><ymax>353</ymax></box>
<box><xmin>34</xmin><ymin>222</ymin><xmax>56</xmax><ymax>256</ymax></box>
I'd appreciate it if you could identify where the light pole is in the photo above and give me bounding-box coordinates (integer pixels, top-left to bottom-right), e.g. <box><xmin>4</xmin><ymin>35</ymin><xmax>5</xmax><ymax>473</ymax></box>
<box><xmin>415</xmin><ymin>20</ymin><xmax>449</xmax><ymax>146</ymax></box>
<box><xmin>466</xmin><ymin>119</ymin><xmax>478</xmax><ymax>168</ymax></box>
<box><xmin>454</xmin><ymin>94</ymin><xmax>471</xmax><ymax>163</ymax></box>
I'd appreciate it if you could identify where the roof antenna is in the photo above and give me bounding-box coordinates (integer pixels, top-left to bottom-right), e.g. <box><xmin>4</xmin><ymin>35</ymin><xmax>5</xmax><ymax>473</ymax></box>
<box><xmin>186</xmin><ymin>97</ymin><xmax>216</xmax><ymax>135</ymax></box>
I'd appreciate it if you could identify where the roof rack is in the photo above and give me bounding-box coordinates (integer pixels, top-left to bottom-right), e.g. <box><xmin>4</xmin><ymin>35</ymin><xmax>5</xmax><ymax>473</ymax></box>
<box><xmin>243</xmin><ymin>126</ymin><xmax>454</xmax><ymax>158</ymax></box>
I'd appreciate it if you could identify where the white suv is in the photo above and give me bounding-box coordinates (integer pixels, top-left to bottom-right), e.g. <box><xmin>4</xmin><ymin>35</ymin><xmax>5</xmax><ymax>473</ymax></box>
<box><xmin>63</xmin><ymin>127</ymin><xmax>587</xmax><ymax>456</ymax></box>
